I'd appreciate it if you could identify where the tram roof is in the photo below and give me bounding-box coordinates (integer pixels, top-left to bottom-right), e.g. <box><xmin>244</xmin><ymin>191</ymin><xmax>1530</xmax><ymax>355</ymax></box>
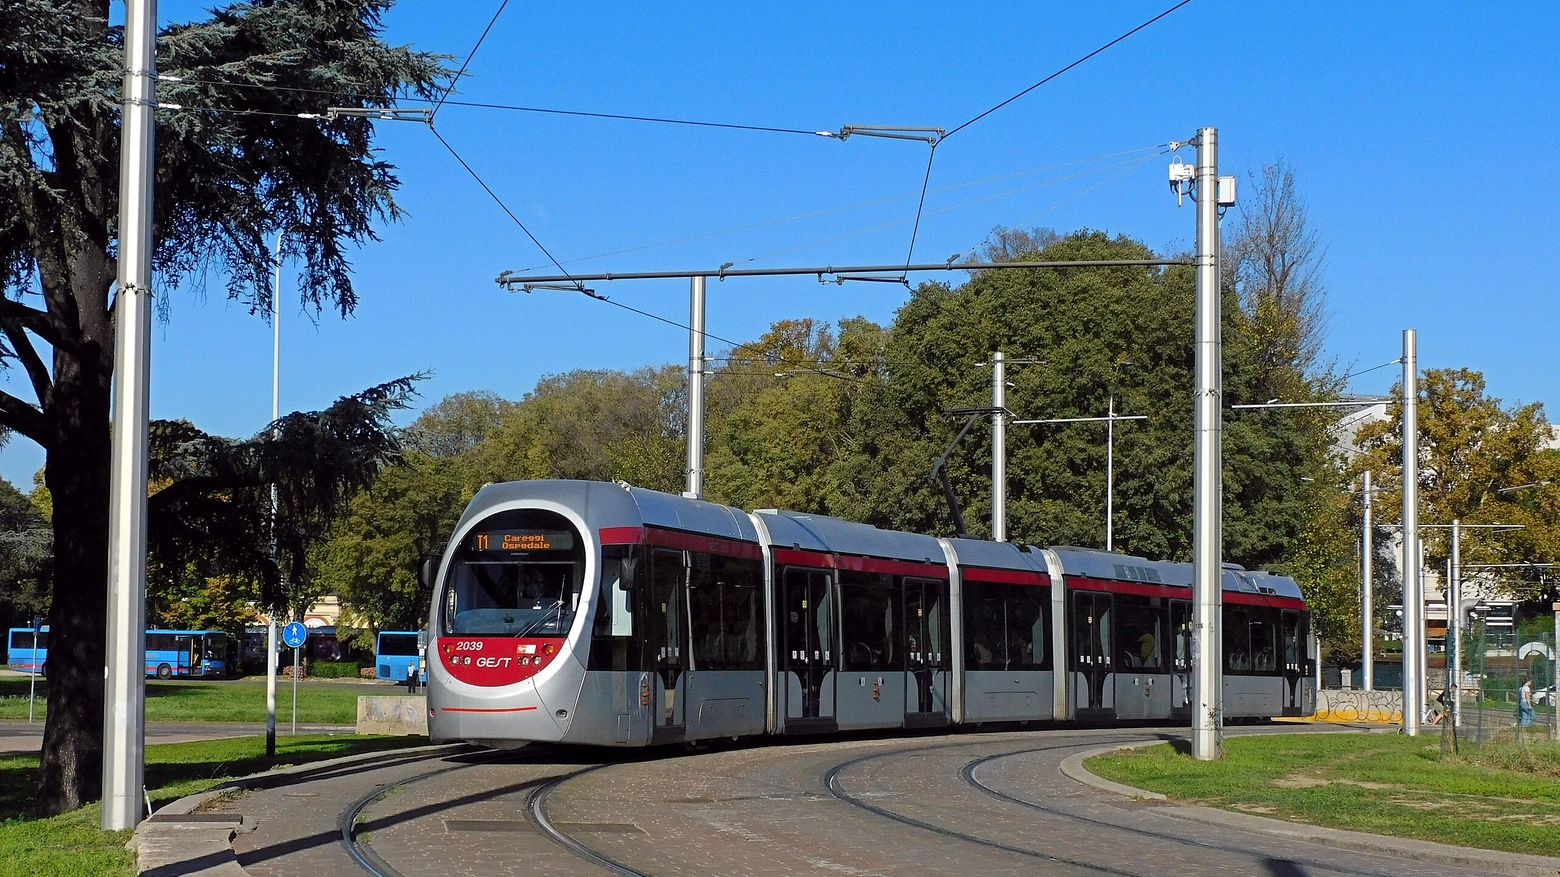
<box><xmin>755</xmin><ymin>509</ymin><xmax>947</xmax><ymax>565</ymax></box>
<box><xmin>465</xmin><ymin>480</ymin><xmax>762</xmax><ymax>544</ymax></box>
<box><xmin>943</xmin><ymin>537</ymin><xmax>1050</xmax><ymax>575</ymax></box>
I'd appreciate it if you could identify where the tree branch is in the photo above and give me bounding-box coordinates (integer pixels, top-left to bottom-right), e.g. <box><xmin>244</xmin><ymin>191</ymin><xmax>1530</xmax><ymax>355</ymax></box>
<box><xmin>0</xmin><ymin>319</ymin><xmax>53</xmax><ymax>409</ymax></box>
<box><xmin>0</xmin><ymin>387</ymin><xmax>53</xmax><ymax>448</ymax></box>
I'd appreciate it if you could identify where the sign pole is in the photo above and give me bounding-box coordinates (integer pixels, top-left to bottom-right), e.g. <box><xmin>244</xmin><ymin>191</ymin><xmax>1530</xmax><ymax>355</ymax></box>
<box><xmin>27</xmin><ymin>617</ymin><xmax>39</xmax><ymax>723</ymax></box>
<box><xmin>281</xmin><ymin>621</ymin><xmax>308</xmax><ymax>736</ymax></box>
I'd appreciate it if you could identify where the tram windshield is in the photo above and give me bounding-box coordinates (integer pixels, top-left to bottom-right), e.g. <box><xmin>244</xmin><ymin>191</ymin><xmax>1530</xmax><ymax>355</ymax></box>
<box><xmin>442</xmin><ymin>508</ymin><xmax>587</xmax><ymax>637</ymax></box>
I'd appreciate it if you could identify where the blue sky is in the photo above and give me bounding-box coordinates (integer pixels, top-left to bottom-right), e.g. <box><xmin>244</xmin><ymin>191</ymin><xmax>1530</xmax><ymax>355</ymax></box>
<box><xmin>3</xmin><ymin>1</ymin><xmax>1555</xmax><ymax>486</ymax></box>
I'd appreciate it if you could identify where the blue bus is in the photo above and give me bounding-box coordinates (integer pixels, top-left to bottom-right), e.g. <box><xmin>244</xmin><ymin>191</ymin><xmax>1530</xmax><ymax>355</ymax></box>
<box><xmin>7</xmin><ymin>627</ymin><xmax>47</xmax><ymax>675</ymax></box>
<box><xmin>375</xmin><ymin>631</ymin><xmax>424</xmax><ymax>683</ymax></box>
<box><xmin>145</xmin><ymin>630</ymin><xmax>232</xmax><ymax>678</ymax></box>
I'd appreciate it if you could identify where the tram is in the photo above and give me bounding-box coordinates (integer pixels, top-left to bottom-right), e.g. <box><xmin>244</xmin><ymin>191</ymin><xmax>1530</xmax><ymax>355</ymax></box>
<box><xmin>426</xmin><ymin>480</ymin><xmax>1314</xmax><ymax>747</ymax></box>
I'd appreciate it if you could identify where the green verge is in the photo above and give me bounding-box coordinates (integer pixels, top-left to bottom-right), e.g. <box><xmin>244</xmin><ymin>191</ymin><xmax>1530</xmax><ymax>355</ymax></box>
<box><xmin>0</xmin><ymin>734</ymin><xmax>423</xmax><ymax>877</ymax></box>
<box><xmin>1085</xmin><ymin>732</ymin><xmax>1560</xmax><ymax>857</ymax></box>
<box><xmin>0</xmin><ymin>678</ymin><xmax>382</xmax><ymax>723</ymax></box>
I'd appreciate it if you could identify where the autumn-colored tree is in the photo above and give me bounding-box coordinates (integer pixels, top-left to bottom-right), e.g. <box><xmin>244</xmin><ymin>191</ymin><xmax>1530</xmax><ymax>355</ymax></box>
<box><xmin>1352</xmin><ymin>368</ymin><xmax>1560</xmax><ymax>603</ymax></box>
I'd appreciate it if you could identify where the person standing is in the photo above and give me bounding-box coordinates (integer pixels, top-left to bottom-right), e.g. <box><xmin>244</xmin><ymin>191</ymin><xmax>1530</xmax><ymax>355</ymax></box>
<box><xmin>1519</xmin><ymin>675</ymin><xmax>1536</xmax><ymax>737</ymax></box>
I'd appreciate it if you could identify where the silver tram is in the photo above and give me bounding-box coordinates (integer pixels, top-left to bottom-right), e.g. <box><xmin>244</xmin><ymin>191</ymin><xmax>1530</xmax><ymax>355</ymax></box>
<box><xmin>426</xmin><ymin>480</ymin><xmax>1314</xmax><ymax>747</ymax></box>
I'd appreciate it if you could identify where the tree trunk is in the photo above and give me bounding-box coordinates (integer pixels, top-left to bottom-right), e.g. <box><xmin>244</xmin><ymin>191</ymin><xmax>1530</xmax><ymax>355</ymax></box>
<box><xmin>37</xmin><ymin>352</ymin><xmax>112</xmax><ymax>816</ymax></box>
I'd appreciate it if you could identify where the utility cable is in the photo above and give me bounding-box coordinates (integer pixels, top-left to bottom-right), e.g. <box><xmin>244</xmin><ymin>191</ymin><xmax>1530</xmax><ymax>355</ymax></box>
<box><xmin>1340</xmin><ymin>359</ymin><xmax>1404</xmax><ymax>382</ymax></box>
<box><xmin>157</xmin><ymin>75</ymin><xmax>829</xmax><ymax>138</ymax></box>
<box><xmin>944</xmin><ymin>0</ymin><xmax>1195</xmax><ymax>140</ymax></box>
<box><xmin>899</xmin><ymin>144</ymin><xmax>939</xmax><ymax>285</ymax></box>
<box><xmin>434</xmin><ymin>0</ymin><xmax>511</xmax><ymax>119</ymax></box>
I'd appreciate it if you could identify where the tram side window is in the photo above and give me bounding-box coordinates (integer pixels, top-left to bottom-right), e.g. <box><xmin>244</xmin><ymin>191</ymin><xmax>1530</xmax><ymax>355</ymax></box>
<box><xmin>1250</xmin><ymin>609</ymin><xmax>1277</xmax><ymax>673</ymax></box>
<box><xmin>589</xmin><ymin>545</ymin><xmax>642</xmax><ymax>671</ymax></box>
<box><xmin>1115</xmin><ymin>596</ymin><xmax>1164</xmax><ymax>670</ymax></box>
<box><xmin>840</xmin><ymin>572</ymin><xmax>898</xmax><ymax>672</ymax></box>
<box><xmin>962</xmin><ymin>581</ymin><xmax>1050</xmax><ymax>671</ymax></box>
<box><xmin>1006</xmin><ymin>585</ymin><xmax>1048</xmax><ymax>671</ymax></box>
<box><xmin>964</xmin><ymin>581</ymin><xmax>1006</xmax><ymax>669</ymax></box>
<box><xmin>688</xmin><ymin>554</ymin><xmax>765</xmax><ymax>671</ymax></box>
<box><xmin>1224</xmin><ymin>606</ymin><xmax>1252</xmax><ymax>672</ymax></box>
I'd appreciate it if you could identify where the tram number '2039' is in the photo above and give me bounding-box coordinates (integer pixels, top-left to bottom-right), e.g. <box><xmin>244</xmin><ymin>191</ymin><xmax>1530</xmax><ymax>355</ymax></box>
<box><xmin>454</xmin><ymin>641</ymin><xmax>483</xmax><ymax>651</ymax></box>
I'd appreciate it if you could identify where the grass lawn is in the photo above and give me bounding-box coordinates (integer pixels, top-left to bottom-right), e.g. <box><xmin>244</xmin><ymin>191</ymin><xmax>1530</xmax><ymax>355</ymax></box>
<box><xmin>0</xmin><ymin>678</ymin><xmax>384</xmax><ymax>723</ymax></box>
<box><xmin>0</xmin><ymin>733</ymin><xmax>423</xmax><ymax>877</ymax></box>
<box><xmin>1086</xmin><ymin>732</ymin><xmax>1560</xmax><ymax>857</ymax></box>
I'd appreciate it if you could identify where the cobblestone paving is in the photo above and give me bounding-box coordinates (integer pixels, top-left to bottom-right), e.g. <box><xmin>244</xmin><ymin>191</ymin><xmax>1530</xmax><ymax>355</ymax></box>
<box><xmin>213</xmin><ymin>726</ymin><xmax>1490</xmax><ymax>877</ymax></box>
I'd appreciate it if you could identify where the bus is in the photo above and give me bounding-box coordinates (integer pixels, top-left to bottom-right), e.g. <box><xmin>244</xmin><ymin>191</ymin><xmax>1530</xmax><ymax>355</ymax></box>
<box><xmin>375</xmin><ymin>630</ymin><xmax>424</xmax><ymax>683</ymax></box>
<box><xmin>145</xmin><ymin>630</ymin><xmax>232</xmax><ymax>679</ymax></box>
<box><xmin>6</xmin><ymin>627</ymin><xmax>47</xmax><ymax>675</ymax></box>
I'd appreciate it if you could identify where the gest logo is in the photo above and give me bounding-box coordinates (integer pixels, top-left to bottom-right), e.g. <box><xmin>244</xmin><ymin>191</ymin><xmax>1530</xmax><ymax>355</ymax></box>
<box><xmin>475</xmin><ymin>656</ymin><xmax>512</xmax><ymax>668</ymax></box>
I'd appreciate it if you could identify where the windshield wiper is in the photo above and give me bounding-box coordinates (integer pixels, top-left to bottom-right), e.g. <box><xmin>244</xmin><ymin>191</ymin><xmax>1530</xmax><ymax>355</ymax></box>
<box><xmin>512</xmin><ymin>600</ymin><xmax>563</xmax><ymax>638</ymax></box>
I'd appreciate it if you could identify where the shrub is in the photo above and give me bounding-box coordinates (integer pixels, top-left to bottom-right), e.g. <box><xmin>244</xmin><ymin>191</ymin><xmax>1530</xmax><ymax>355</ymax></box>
<box><xmin>310</xmin><ymin>661</ymin><xmax>362</xmax><ymax>679</ymax></box>
<box><xmin>359</xmin><ymin>667</ymin><xmax>378</xmax><ymax>679</ymax></box>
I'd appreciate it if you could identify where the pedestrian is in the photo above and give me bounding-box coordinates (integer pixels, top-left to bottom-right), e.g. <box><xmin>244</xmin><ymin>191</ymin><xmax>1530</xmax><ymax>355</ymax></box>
<box><xmin>405</xmin><ymin>659</ymin><xmax>417</xmax><ymax>694</ymax></box>
<box><xmin>1518</xmin><ymin>675</ymin><xmax>1535</xmax><ymax>730</ymax></box>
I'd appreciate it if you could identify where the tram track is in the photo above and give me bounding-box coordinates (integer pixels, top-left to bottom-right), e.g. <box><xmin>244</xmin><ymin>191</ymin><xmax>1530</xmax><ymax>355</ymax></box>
<box><xmin>528</xmin><ymin>764</ymin><xmax>655</xmax><ymax>877</ymax></box>
<box><xmin>822</xmin><ymin>729</ymin><xmax>1437</xmax><ymax>877</ymax></box>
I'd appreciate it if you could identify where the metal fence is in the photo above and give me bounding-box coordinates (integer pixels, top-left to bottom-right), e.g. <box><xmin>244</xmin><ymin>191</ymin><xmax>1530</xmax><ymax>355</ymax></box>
<box><xmin>1441</xmin><ymin>614</ymin><xmax>1554</xmax><ymax>750</ymax></box>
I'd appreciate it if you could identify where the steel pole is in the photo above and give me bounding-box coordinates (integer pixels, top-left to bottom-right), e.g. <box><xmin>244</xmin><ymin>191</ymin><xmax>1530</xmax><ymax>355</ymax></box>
<box><xmin>1362</xmin><ymin>469</ymin><xmax>1374</xmax><ymax>691</ymax></box>
<box><xmin>1552</xmin><ymin>603</ymin><xmax>1559</xmax><ymax>742</ymax></box>
<box><xmin>1191</xmin><ymin>127</ymin><xmax>1223</xmax><ymax>760</ymax></box>
<box><xmin>992</xmin><ymin>351</ymin><xmax>1006</xmax><ymax>542</ymax></box>
<box><xmin>1450</xmin><ymin>519</ymin><xmax>1461</xmax><ymax>726</ymax></box>
<box><xmin>685</xmin><ymin>276</ymin><xmax>706</xmax><ymax>499</ymax></box>
<box><xmin>1401</xmin><ymin>329</ymin><xmax>1422</xmax><ymax>735</ymax></box>
<box><xmin>267</xmin><ymin>232</ymin><xmax>280</xmax><ymax>757</ymax></box>
<box><xmin>1106</xmin><ymin>394</ymin><xmax>1115</xmax><ymax>552</ymax></box>
<box><xmin>102</xmin><ymin>0</ymin><xmax>158</xmax><ymax>831</ymax></box>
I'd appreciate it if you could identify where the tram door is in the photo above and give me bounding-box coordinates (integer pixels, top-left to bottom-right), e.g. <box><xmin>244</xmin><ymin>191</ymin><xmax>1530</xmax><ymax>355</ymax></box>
<box><xmin>646</xmin><ymin>549</ymin><xmax>688</xmax><ymax>741</ymax></box>
<box><xmin>1281</xmin><ymin>610</ymin><xmax>1304</xmax><ymax>716</ymax></box>
<box><xmin>782</xmin><ymin>568</ymin><xmax>837</xmax><ymax>730</ymax></box>
<box><xmin>1071</xmin><ymin>591</ymin><xmax>1114</xmax><ymax>719</ymax></box>
<box><xmin>903</xmin><ymin>578</ymin><xmax>950</xmax><ymax>726</ymax></box>
<box><xmin>1170</xmin><ymin>600</ymin><xmax>1193</xmax><ymax>721</ymax></box>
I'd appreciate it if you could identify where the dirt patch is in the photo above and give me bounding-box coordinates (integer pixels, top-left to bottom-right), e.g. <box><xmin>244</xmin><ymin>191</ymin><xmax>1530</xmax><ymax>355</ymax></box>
<box><xmin>1233</xmin><ymin>803</ymin><xmax>1278</xmax><ymax>814</ymax></box>
<box><xmin>1273</xmin><ymin>774</ymin><xmax>1328</xmax><ymax>788</ymax></box>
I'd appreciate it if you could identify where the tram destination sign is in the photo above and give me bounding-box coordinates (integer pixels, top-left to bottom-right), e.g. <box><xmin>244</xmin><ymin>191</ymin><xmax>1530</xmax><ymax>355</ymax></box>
<box><xmin>467</xmin><ymin>529</ymin><xmax>575</xmax><ymax>553</ymax></box>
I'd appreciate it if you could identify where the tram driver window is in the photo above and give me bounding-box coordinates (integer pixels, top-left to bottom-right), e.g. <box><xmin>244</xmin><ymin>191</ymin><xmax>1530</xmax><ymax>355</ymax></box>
<box><xmin>442</xmin><ymin>509</ymin><xmax>585</xmax><ymax>638</ymax></box>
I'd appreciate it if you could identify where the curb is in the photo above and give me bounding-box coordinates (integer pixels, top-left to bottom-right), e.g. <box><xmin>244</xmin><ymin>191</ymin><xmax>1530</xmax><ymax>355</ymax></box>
<box><xmin>1059</xmin><ymin>741</ymin><xmax>1167</xmax><ymax>800</ymax></box>
<box><xmin>130</xmin><ymin>741</ymin><xmax>471</xmax><ymax>877</ymax></box>
<box><xmin>1064</xmin><ymin>736</ymin><xmax>1560</xmax><ymax>877</ymax></box>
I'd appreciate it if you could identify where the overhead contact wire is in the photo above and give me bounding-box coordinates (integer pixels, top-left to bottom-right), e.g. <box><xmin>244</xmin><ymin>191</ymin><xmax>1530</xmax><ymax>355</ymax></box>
<box><xmin>944</xmin><ymin>0</ymin><xmax>1195</xmax><ymax>140</ymax></box>
<box><xmin>430</xmin><ymin>128</ymin><xmax>581</xmax><ymax>288</ymax></box>
<box><xmin>433</xmin><ymin>0</ymin><xmax>512</xmax><ymax>119</ymax></box>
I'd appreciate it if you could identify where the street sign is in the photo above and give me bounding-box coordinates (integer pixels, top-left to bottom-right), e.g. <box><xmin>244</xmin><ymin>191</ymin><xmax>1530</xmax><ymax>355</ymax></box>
<box><xmin>282</xmin><ymin>621</ymin><xmax>308</xmax><ymax>649</ymax></box>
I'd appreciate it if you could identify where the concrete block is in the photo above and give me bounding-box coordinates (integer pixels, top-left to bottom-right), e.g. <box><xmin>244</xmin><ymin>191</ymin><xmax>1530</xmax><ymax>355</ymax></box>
<box><xmin>356</xmin><ymin>695</ymin><xmax>429</xmax><ymax>736</ymax></box>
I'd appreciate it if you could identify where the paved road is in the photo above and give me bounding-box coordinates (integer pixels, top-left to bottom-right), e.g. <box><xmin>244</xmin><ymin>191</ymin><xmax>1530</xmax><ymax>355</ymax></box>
<box><xmin>203</xmin><ymin>725</ymin><xmax>1513</xmax><ymax>877</ymax></box>
<box><xmin>0</xmin><ymin>720</ymin><xmax>355</xmax><ymax>754</ymax></box>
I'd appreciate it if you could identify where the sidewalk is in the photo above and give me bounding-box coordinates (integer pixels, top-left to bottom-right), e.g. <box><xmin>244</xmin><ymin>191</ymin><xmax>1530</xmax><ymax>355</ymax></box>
<box><xmin>0</xmin><ymin>721</ymin><xmax>356</xmax><ymax>755</ymax></box>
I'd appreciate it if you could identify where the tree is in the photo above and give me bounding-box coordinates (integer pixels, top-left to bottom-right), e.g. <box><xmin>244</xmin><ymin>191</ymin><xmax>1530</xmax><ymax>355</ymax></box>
<box><xmin>0</xmin><ymin>474</ymin><xmax>50</xmax><ymax>632</ymax></box>
<box><xmin>147</xmin><ymin>378</ymin><xmax>417</xmax><ymax>616</ymax></box>
<box><xmin>314</xmin><ymin>392</ymin><xmax>506</xmax><ymax>647</ymax></box>
<box><xmin>470</xmin><ymin>367</ymin><xmax>686</xmax><ymax>493</ymax></box>
<box><xmin>0</xmin><ymin>1</ymin><xmax>444</xmax><ymax>811</ymax></box>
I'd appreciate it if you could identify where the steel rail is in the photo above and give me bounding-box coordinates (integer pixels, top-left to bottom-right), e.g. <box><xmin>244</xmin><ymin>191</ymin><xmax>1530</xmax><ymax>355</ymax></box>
<box><xmin>528</xmin><ymin>764</ymin><xmax>655</xmax><ymax>877</ymax></box>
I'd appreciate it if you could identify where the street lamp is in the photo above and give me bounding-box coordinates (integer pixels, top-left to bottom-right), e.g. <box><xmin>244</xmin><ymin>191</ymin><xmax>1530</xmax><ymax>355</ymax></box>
<box><xmin>1013</xmin><ymin>404</ymin><xmax>1147</xmax><ymax>552</ymax></box>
